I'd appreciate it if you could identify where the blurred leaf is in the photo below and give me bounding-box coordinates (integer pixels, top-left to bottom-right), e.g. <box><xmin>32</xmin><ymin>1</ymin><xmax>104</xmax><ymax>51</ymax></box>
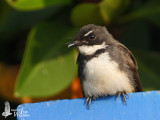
<box><xmin>99</xmin><ymin>0</ymin><xmax>130</xmax><ymax>24</ymax></box>
<box><xmin>0</xmin><ymin>5</ymin><xmax>63</xmax><ymax>35</ymax></box>
<box><xmin>120</xmin><ymin>20</ymin><xmax>150</xmax><ymax>50</ymax></box>
<box><xmin>134</xmin><ymin>51</ymin><xmax>160</xmax><ymax>91</ymax></box>
<box><xmin>71</xmin><ymin>3</ymin><xmax>103</xmax><ymax>27</ymax></box>
<box><xmin>149</xmin><ymin>16</ymin><xmax>160</xmax><ymax>27</ymax></box>
<box><xmin>15</xmin><ymin>22</ymin><xmax>77</xmax><ymax>97</ymax></box>
<box><xmin>5</xmin><ymin>0</ymin><xmax>72</xmax><ymax>11</ymax></box>
<box><xmin>120</xmin><ymin>0</ymin><xmax>160</xmax><ymax>24</ymax></box>
<box><xmin>0</xmin><ymin>0</ymin><xmax>10</xmax><ymax>24</ymax></box>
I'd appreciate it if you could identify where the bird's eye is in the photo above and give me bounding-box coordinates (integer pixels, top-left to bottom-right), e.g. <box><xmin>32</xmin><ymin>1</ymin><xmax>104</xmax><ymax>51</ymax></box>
<box><xmin>89</xmin><ymin>34</ymin><xmax>95</xmax><ymax>39</ymax></box>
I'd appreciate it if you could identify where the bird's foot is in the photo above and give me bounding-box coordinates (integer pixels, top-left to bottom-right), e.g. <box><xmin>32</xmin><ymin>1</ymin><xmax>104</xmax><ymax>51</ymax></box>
<box><xmin>86</xmin><ymin>97</ymin><xmax>92</xmax><ymax>109</ymax></box>
<box><xmin>118</xmin><ymin>91</ymin><xmax>129</xmax><ymax>104</ymax></box>
<box><xmin>85</xmin><ymin>96</ymin><xmax>96</xmax><ymax>109</ymax></box>
<box><xmin>93</xmin><ymin>96</ymin><xmax>96</xmax><ymax>101</ymax></box>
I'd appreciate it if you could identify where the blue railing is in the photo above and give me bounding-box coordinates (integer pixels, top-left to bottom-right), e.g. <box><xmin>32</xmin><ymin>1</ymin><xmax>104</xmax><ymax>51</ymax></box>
<box><xmin>17</xmin><ymin>91</ymin><xmax>160</xmax><ymax>120</ymax></box>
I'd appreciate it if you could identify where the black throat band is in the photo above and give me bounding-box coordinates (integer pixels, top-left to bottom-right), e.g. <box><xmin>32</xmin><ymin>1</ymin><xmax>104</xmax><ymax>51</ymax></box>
<box><xmin>77</xmin><ymin>47</ymin><xmax>107</xmax><ymax>65</ymax></box>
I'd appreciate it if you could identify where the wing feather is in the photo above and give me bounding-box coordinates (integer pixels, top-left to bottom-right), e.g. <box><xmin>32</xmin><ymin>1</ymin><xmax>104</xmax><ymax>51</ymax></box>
<box><xmin>117</xmin><ymin>43</ymin><xmax>143</xmax><ymax>92</ymax></box>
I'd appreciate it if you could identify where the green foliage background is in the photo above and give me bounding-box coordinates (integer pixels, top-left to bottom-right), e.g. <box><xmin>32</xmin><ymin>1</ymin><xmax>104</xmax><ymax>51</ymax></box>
<box><xmin>0</xmin><ymin>0</ymin><xmax>160</xmax><ymax>98</ymax></box>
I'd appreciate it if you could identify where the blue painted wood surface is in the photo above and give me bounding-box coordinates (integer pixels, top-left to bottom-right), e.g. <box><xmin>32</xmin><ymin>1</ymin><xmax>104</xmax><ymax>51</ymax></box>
<box><xmin>17</xmin><ymin>91</ymin><xmax>160</xmax><ymax>120</ymax></box>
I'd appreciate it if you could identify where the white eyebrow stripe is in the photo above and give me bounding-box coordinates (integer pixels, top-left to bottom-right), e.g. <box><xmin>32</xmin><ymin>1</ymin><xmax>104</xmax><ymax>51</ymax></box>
<box><xmin>84</xmin><ymin>30</ymin><xmax>94</xmax><ymax>36</ymax></box>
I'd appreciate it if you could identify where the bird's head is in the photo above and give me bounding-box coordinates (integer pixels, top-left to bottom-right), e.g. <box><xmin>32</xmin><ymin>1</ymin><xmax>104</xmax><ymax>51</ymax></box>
<box><xmin>68</xmin><ymin>24</ymin><xmax>113</xmax><ymax>55</ymax></box>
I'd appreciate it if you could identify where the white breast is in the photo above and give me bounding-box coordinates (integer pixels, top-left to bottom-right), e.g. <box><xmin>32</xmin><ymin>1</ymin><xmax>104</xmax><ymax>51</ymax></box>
<box><xmin>82</xmin><ymin>52</ymin><xmax>134</xmax><ymax>97</ymax></box>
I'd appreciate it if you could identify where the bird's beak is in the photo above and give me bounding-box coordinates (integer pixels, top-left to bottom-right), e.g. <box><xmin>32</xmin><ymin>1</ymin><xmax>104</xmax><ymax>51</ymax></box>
<box><xmin>68</xmin><ymin>40</ymin><xmax>88</xmax><ymax>48</ymax></box>
<box><xmin>68</xmin><ymin>41</ymin><xmax>79</xmax><ymax>48</ymax></box>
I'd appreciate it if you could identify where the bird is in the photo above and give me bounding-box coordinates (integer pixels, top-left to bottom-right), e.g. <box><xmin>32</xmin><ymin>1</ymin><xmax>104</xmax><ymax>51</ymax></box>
<box><xmin>68</xmin><ymin>24</ymin><xmax>143</xmax><ymax>108</ymax></box>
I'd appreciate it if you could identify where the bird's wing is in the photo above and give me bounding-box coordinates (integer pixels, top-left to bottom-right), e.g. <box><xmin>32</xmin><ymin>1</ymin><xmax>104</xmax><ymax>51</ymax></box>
<box><xmin>117</xmin><ymin>43</ymin><xmax>143</xmax><ymax>92</ymax></box>
<box><xmin>77</xmin><ymin>54</ymin><xmax>85</xmax><ymax>97</ymax></box>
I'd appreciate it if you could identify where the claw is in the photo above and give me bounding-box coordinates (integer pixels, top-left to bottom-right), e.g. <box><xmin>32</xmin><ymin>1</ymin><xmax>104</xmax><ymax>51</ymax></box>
<box><xmin>85</xmin><ymin>97</ymin><xmax>95</xmax><ymax>109</ymax></box>
<box><xmin>118</xmin><ymin>93</ymin><xmax>121</xmax><ymax>99</ymax></box>
<box><xmin>122</xmin><ymin>92</ymin><xmax>127</xmax><ymax>104</ymax></box>
<box><xmin>93</xmin><ymin>96</ymin><xmax>96</xmax><ymax>101</ymax></box>
<box><xmin>117</xmin><ymin>92</ymin><xmax>129</xmax><ymax>104</ymax></box>
<box><xmin>125</xmin><ymin>91</ymin><xmax>129</xmax><ymax>98</ymax></box>
<box><xmin>88</xmin><ymin>98</ymin><xmax>92</xmax><ymax>109</ymax></box>
<box><xmin>86</xmin><ymin>97</ymin><xmax>89</xmax><ymax>103</ymax></box>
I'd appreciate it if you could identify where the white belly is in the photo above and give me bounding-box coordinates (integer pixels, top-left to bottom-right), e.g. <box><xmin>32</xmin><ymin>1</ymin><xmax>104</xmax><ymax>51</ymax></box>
<box><xmin>82</xmin><ymin>52</ymin><xmax>134</xmax><ymax>97</ymax></box>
